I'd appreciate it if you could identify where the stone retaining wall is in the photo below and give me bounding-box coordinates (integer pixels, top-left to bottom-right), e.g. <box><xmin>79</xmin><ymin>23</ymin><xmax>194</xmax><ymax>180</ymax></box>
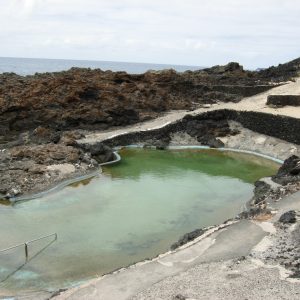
<box><xmin>267</xmin><ymin>95</ymin><xmax>300</xmax><ymax>107</ymax></box>
<box><xmin>213</xmin><ymin>85</ymin><xmax>274</xmax><ymax>97</ymax></box>
<box><xmin>100</xmin><ymin>110</ymin><xmax>300</xmax><ymax>147</ymax></box>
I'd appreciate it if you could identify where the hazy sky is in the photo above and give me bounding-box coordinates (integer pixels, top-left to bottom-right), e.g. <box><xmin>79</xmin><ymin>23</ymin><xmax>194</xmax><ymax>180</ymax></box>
<box><xmin>0</xmin><ymin>0</ymin><xmax>299</xmax><ymax>68</ymax></box>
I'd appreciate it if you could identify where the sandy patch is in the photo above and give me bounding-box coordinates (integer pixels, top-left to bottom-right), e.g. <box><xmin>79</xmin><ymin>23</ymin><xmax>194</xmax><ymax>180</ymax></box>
<box><xmin>47</xmin><ymin>164</ymin><xmax>76</xmax><ymax>175</ymax></box>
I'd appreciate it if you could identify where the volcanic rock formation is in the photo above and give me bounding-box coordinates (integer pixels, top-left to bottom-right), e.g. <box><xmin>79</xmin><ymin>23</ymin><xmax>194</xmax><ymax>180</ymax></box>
<box><xmin>1</xmin><ymin>58</ymin><xmax>300</xmax><ymax>199</ymax></box>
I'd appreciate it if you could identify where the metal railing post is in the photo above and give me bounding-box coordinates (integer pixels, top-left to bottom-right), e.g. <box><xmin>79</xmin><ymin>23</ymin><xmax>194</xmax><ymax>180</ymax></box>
<box><xmin>25</xmin><ymin>243</ymin><xmax>28</xmax><ymax>261</ymax></box>
<box><xmin>0</xmin><ymin>233</ymin><xmax>57</xmax><ymax>262</ymax></box>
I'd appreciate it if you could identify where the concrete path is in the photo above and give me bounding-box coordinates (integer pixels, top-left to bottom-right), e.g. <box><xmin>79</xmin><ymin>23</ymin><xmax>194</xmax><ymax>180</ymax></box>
<box><xmin>78</xmin><ymin>78</ymin><xmax>300</xmax><ymax>145</ymax></box>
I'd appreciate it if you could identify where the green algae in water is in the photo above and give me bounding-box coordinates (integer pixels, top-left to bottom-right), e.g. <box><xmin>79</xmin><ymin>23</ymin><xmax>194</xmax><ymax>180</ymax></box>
<box><xmin>0</xmin><ymin>149</ymin><xmax>279</xmax><ymax>292</ymax></box>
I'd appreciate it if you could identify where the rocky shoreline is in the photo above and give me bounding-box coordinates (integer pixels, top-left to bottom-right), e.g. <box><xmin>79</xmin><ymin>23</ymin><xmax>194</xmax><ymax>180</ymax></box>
<box><xmin>0</xmin><ymin>58</ymin><xmax>300</xmax><ymax>299</ymax></box>
<box><xmin>1</xmin><ymin>60</ymin><xmax>297</xmax><ymax>136</ymax></box>
<box><xmin>0</xmin><ymin>132</ymin><xmax>110</xmax><ymax>199</ymax></box>
<box><xmin>1</xmin><ymin>57</ymin><xmax>300</xmax><ymax>200</ymax></box>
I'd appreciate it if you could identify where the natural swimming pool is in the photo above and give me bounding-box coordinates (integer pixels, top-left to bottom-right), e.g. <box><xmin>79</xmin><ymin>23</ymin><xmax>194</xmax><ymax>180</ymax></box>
<box><xmin>0</xmin><ymin>148</ymin><xmax>279</xmax><ymax>292</ymax></box>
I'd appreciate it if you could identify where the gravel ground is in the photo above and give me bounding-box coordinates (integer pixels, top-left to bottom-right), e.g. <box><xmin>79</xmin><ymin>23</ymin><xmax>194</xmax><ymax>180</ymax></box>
<box><xmin>130</xmin><ymin>204</ymin><xmax>300</xmax><ymax>300</ymax></box>
<box><xmin>130</xmin><ymin>258</ymin><xmax>300</xmax><ymax>300</ymax></box>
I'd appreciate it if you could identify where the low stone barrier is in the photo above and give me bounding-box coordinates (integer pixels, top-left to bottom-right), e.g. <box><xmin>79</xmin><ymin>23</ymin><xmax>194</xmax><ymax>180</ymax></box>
<box><xmin>213</xmin><ymin>85</ymin><xmax>274</xmax><ymax>97</ymax></box>
<box><xmin>267</xmin><ymin>95</ymin><xmax>300</xmax><ymax>107</ymax></box>
<box><xmin>100</xmin><ymin>110</ymin><xmax>300</xmax><ymax>147</ymax></box>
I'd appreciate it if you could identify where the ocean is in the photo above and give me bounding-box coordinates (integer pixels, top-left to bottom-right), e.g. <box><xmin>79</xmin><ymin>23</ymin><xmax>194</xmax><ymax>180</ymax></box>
<box><xmin>0</xmin><ymin>57</ymin><xmax>202</xmax><ymax>76</ymax></box>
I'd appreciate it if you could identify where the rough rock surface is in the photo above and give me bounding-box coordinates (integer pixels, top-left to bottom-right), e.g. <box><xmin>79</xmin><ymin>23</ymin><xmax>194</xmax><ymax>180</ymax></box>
<box><xmin>251</xmin><ymin>212</ymin><xmax>300</xmax><ymax>278</ymax></box>
<box><xmin>258</xmin><ymin>57</ymin><xmax>300</xmax><ymax>82</ymax></box>
<box><xmin>0</xmin><ymin>58</ymin><xmax>299</xmax><ymax>199</ymax></box>
<box><xmin>0</xmin><ymin>138</ymin><xmax>113</xmax><ymax>199</ymax></box>
<box><xmin>279</xmin><ymin>210</ymin><xmax>297</xmax><ymax>224</ymax></box>
<box><xmin>267</xmin><ymin>95</ymin><xmax>300</xmax><ymax>107</ymax></box>
<box><xmin>183</xmin><ymin>114</ymin><xmax>238</xmax><ymax>148</ymax></box>
<box><xmin>170</xmin><ymin>228</ymin><xmax>206</xmax><ymax>250</ymax></box>
<box><xmin>252</xmin><ymin>180</ymin><xmax>272</xmax><ymax>205</ymax></box>
<box><xmin>236</xmin><ymin>155</ymin><xmax>300</xmax><ymax>215</ymax></box>
<box><xmin>273</xmin><ymin>155</ymin><xmax>300</xmax><ymax>185</ymax></box>
<box><xmin>1</xmin><ymin>60</ymin><xmax>297</xmax><ymax>140</ymax></box>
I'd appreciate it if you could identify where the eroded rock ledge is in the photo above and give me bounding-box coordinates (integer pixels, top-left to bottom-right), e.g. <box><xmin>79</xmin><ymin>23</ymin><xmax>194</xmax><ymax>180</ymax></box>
<box><xmin>0</xmin><ymin>131</ymin><xmax>115</xmax><ymax>199</ymax></box>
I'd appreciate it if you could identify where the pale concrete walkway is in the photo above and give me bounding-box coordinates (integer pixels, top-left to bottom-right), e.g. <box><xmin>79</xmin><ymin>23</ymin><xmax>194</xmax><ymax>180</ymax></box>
<box><xmin>78</xmin><ymin>78</ymin><xmax>300</xmax><ymax>145</ymax></box>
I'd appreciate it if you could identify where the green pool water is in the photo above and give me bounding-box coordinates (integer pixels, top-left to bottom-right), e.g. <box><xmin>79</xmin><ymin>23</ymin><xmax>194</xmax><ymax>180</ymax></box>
<box><xmin>0</xmin><ymin>148</ymin><xmax>279</xmax><ymax>293</ymax></box>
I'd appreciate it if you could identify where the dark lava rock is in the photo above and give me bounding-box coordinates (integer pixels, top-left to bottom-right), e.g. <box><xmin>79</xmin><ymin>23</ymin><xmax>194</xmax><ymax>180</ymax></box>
<box><xmin>170</xmin><ymin>228</ymin><xmax>205</xmax><ymax>250</ymax></box>
<box><xmin>1</xmin><ymin>58</ymin><xmax>292</xmax><ymax>137</ymax></box>
<box><xmin>290</xmin><ymin>270</ymin><xmax>300</xmax><ymax>278</ymax></box>
<box><xmin>273</xmin><ymin>155</ymin><xmax>300</xmax><ymax>185</ymax></box>
<box><xmin>276</xmin><ymin>155</ymin><xmax>300</xmax><ymax>176</ymax></box>
<box><xmin>30</xmin><ymin>126</ymin><xmax>61</xmax><ymax>144</ymax></box>
<box><xmin>252</xmin><ymin>180</ymin><xmax>271</xmax><ymax>204</ymax></box>
<box><xmin>290</xmin><ymin>165</ymin><xmax>300</xmax><ymax>176</ymax></box>
<box><xmin>203</xmin><ymin>91</ymin><xmax>242</xmax><ymax>103</ymax></box>
<box><xmin>203</xmin><ymin>62</ymin><xmax>244</xmax><ymax>75</ymax></box>
<box><xmin>258</xmin><ymin>57</ymin><xmax>300</xmax><ymax>82</ymax></box>
<box><xmin>154</xmin><ymin>140</ymin><xmax>167</xmax><ymax>150</ymax></box>
<box><xmin>78</xmin><ymin>142</ymin><xmax>114</xmax><ymax>164</ymax></box>
<box><xmin>279</xmin><ymin>210</ymin><xmax>297</xmax><ymax>224</ymax></box>
<box><xmin>185</xmin><ymin>117</ymin><xmax>232</xmax><ymax>147</ymax></box>
<box><xmin>0</xmin><ymin>143</ymin><xmax>88</xmax><ymax>198</ymax></box>
<box><xmin>10</xmin><ymin>144</ymin><xmax>81</xmax><ymax>164</ymax></box>
<box><xmin>173</xmin><ymin>294</ymin><xmax>187</xmax><ymax>300</ymax></box>
<box><xmin>50</xmin><ymin>289</ymin><xmax>68</xmax><ymax>299</ymax></box>
<box><xmin>267</xmin><ymin>95</ymin><xmax>300</xmax><ymax>107</ymax></box>
<box><xmin>238</xmin><ymin>208</ymin><xmax>272</xmax><ymax>219</ymax></box>
<box><xmin>197</xmin><ymin>135</ymin><xmax>225</xmax><ymax>148</ymax></box>
<box><xmin>105</xmin><ymin>108</ymin><xmax>139</xmax><ymax>126</ymax></box>
<box><xmin>153</xmin><ymin>137</ymin><xmax>170</xmax><ymax>150</ymax></box>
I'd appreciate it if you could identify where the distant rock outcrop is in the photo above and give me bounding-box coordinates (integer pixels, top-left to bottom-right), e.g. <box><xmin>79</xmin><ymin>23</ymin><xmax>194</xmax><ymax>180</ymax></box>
<box><xmin>1</xmin><ymin>59</ymin><xmax>297</xmax><ymax>138</ymax></box>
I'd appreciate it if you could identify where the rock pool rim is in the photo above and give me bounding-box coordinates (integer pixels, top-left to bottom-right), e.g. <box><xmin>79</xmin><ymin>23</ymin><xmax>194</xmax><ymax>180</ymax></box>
<box><xmin>3</xmin><ymin>152</ymin><xmax>121</xmax><ymax>204</ymax></box>
<box><xmin>2</xmin><ymin>146</ymin><xmax>282</xmax><ymax>205</ymax></box>
<box><xmin>119</xmin><ymin>145</ymin><xmax>284</xmax><ymax>164</ymax></box>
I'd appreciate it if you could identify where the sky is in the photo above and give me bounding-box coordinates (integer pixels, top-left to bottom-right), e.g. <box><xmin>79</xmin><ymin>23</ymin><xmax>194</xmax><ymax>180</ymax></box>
<box><xmin>0</xmin><ymin>0</ymin><xmax>299</xmax><ymax>69</ymax></box>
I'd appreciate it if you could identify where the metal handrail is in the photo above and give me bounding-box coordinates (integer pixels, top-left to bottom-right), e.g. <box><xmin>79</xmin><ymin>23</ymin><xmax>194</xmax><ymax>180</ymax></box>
<box><xmin>0</xmin><ymin>233</ymin><xmax>57</xmax><ymax>260</ymax></box>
